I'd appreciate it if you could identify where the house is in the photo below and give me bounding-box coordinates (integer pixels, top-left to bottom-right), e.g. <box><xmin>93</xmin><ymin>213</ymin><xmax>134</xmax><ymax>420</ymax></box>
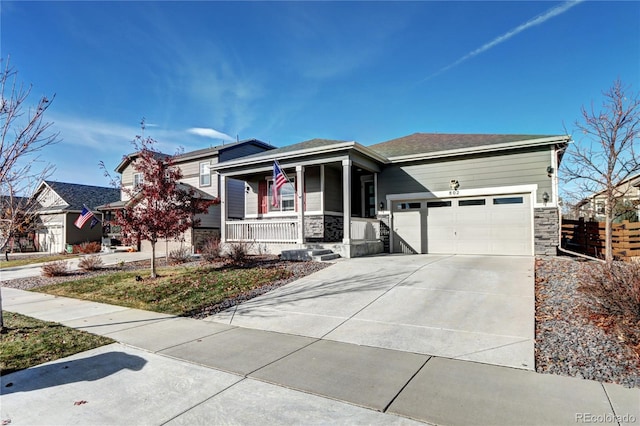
<box><xmin>214</xmin><ymin>133</ymin><xmax>571</xmax><ymax>257</ymax></box>
<box><xmin>33</xmin><ymin>181</ymin><xmax>120</xmax><ymax>253</ymax></box>
<box><xmin>100</xmin><ymin>138</ymin><xmax>274</xmax><ymax>253</ymax></box>
<box><xmin>572</xmin><ymin>173</ymin><xmax>640</xmax><ymax>222</ymax></box>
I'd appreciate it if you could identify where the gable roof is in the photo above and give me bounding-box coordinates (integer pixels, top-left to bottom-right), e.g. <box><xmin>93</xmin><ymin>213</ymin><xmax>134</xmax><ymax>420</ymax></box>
<box><xmin>229</xmin><ymin>138</ymin><xmax>351</xmax><ymax>162</ymax></box>
<box><xmin>38</xmin><ymin>181</ymin><xmax>120</xmax><ymax>211</ymax></box>
<box><xmin>369</xmin><ymin>133</ymin><xmax>569</xmax><ymax>161</ymax></box>
<box><xmin>173</xmin><ymin>138</ymin><xmax>274</xmax><ymax>163</ymax></box>
<box><xmin>115</xmin><ymin>150</ymin><xmax>170</xmax><ymax>174</ymax></box>
<box><xmin>115</xmin><ymin>138</ymin><xmax>274</xmax><ymax>172</ymax></box>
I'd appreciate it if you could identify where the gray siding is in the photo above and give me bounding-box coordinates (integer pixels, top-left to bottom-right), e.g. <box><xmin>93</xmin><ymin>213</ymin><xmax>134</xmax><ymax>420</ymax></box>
<box><xmin>197</xmin><ymin>204</ymin><xmax>219</xmax><ymax>228</ymax></box>
<box><xmin>324</xmin><ymin>165</ymin><xmax>343</xmax><ymax>211</ymax></box>
<box><xmin>378</xmin><ymin>147</ymin><xmax>553</xmax><ymax>203</ymax></box>
<box><xmin>66</xmin><ymin>213</ymin><xmax>103</xmax><ymax>245</ymax></box>
<box><xmin>305</xmin><ymin>166</ymin><xmax>321</xmax><ymax>211</ymax></box>
<box><xmin>227</xmin><ymin>178</ymin><xmax>245</xmax><ymax>219</ymax></box>
<box><xmin>245</xmin><ymin>180</ymin><xmax>259</xmax><ymax>216</ymax></box>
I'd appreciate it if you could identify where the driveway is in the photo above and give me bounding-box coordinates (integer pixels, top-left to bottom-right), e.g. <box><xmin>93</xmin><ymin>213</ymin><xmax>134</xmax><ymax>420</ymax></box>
<box><xmin>207</xmin><ymin>254</ymin><xmax>535</xmax><ymax>370</ymax></box>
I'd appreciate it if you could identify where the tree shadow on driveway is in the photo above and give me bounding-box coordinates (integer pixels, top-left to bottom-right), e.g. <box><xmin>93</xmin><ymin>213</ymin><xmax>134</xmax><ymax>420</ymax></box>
<box><xmin>1</xmin><ymin>350</ymin><xmax>146</xmax><ymax>395</ymax></box>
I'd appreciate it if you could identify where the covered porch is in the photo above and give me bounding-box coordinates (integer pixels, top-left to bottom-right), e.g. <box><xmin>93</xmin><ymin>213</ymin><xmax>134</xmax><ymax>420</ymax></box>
<box><xmin>215</xmin><ymin>139</ymin><xmax>388</xmax><ymax>258</ymax></box>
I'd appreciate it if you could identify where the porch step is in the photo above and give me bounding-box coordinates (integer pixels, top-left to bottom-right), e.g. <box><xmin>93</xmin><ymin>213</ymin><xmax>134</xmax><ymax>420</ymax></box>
<box><xmin>315</xmin><ymin>253</ymin><xmax>341</xmax><ymax>261</ymax></box>
<box><xmin>280</xmin><ymin>249</ymin><xmax>340</xmax><ymax>262</ymax></box>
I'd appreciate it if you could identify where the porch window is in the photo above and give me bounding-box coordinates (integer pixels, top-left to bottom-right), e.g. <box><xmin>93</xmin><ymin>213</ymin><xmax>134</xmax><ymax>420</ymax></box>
<box><xmin>268</xmin><ymin>178</ymin><xmax>296</xmax><ymax>212</ymax></box>
<box><xmin>199</xmin><ymin>162</ymin><xmax>211</xmax><ymax>187</ymax></box>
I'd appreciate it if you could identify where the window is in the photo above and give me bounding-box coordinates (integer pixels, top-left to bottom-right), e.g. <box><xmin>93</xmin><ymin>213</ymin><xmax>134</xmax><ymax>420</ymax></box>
<box><xmin>396</xmin><ymin>202</ymin><xmax>421</xmax><ymax>210</ymax></box>
<box><xmin>427</xmin><ymin>201</ymin><xmax>452</xmax><ymax>208</ymax></box>
<box><xmin>493</xmin><ymin>196</ymin><xmax>524</xmax><ymax>205</ymax></box>
<box><xmin>133</xmin><ymin>173</ymin><xmax>144</xmax><ymax>188</ymax></box>
<box><xmin>459</xmin><ymin>199</ymin><xmax>486</xmax><ymax>206</ymax></box>
<box><xmin>268</xmin><ymin>177</ymin><xmax>296</xmax><ymax>212</ymax></box>
<box><xmin>199</xmin><ymin>162</ymin><xmax>211</xmax><ymax>187</ymax></box>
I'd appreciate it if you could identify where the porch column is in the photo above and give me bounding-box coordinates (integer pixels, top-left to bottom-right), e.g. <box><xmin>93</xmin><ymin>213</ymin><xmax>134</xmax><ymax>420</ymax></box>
<box><xmin>296</xmin><ymin>165</ymin><xmax>305</xmax><ymax>244</ymax></box>
<box><xmin>342</xmin><ymin>159</ymin><xmax>352</xmax><ymax>244</ymax></box>
<box><xmin>220</xmin><ymin>174</ymin><xmax>227</xmax><ymax>243</ymax></box>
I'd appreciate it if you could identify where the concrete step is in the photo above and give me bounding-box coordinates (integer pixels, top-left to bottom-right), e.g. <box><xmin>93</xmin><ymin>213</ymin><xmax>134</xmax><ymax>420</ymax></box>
<box><xmin>280</xmin><ymin>249</ymin><xmax>339</xmax><ymax>262</ymax></box>
<box><xmin>314</xmin><ymin>253</ymin><xmax>341</xmax><ymax>262</ymax></box>
<box><xmin>308</xmin><ymin>249</ymin><xmax>333</xmax><ymax>256</ymax></box>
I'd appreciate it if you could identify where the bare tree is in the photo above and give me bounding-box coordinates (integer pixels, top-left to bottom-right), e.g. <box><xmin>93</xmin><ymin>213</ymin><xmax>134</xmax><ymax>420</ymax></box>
<box><xmin>561</xmin><ymin>79</ymin><xmax>640</xmax><ymax>265</ymax></box>
<box><xmin>0</xmin><ymin>57</ymin><xmax>59</xmax><ymax>332</ymax></box>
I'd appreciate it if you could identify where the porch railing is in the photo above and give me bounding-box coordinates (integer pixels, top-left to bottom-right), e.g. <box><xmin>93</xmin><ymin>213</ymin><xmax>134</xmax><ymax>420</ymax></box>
<box><xmin>226</xmin><ymin>219</ymin><xmax>299</xmax><ymax>243</ymax></box>
<box><xmin>350</xmin><ymin>218</ymin><xmax>380</xmax><ymax>241</ymax></box>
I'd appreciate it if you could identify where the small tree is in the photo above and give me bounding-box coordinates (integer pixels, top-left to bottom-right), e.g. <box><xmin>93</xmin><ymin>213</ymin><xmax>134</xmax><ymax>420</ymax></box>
<box><xmin>111</xmin><ymin>127</ymin><xmax>217</xmax><ymax>278</ymax></box>
<box><xmin>562</xmin><ymin>79</ymin><xmax>639</xmax><ymax>265</ymax></box>
<box><xmin>0</xmin><ymin>58</ymin><xmax>59</xmax><ymax>333</ymax></box>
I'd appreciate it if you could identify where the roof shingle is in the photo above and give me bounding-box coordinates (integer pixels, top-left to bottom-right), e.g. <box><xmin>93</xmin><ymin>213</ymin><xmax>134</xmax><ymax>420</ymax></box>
<box><xmin>368</xmin><ymin>133</ymin><xmax>558</xmax><ymax>158</ymax></box>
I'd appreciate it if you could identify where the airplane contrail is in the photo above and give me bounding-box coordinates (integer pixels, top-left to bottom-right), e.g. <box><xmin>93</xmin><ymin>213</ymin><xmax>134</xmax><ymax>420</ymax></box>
<box><xmin>423</xmin><ymin>0</ymin><xmax>585</xmax><ymax>82</ymax></box>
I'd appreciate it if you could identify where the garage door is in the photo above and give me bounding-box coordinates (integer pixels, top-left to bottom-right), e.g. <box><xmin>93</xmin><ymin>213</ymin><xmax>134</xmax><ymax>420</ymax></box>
<box><xmin>393</xmin><ymin>194</ymin><xmax>532</xmax><ymax>256</ymax></box>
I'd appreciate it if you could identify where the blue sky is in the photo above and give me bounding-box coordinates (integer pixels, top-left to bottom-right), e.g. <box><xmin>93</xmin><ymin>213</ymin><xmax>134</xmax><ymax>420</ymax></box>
<box><xmin>2</xmin><ymin>1</ymin><xmax>639</xmax><ymax>187</ymax></box>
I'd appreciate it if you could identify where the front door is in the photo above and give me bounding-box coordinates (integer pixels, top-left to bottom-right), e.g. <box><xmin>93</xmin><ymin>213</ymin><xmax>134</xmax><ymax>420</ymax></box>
<box><xmin>363</xmin><ymin>180</ymin><xmax>375</xmax><ymax>218</ymax></box>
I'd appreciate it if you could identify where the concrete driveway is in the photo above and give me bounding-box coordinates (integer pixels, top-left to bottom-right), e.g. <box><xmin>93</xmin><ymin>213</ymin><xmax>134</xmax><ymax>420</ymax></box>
<box><xmin>207</xmin><ymin>254</ymin><xmax>535</xmax><ymax>370</ymax></box>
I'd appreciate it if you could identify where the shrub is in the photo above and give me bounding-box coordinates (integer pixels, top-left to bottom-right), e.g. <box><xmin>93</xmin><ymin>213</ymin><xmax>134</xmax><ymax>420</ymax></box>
<box><xmin>78</xmin><ymin>254</ymin><xmax>104</xmax><ymax>271</ymax></box>
<box><xmin>578</xmin><ymin>260</ymin><xmax>640</xmax><ymax>356</ymax></box>
<box><xmin>41</xmin><ymin>260</ymin><xmax>69</xmax><ymax>277</ymax></box>
<box><xmin>226</xmin><ymin>242</ymin><xmax>252</xmax><ymax>264</ymax></box>
<box><xmin>169</xmin><ymin>247</ymin><xmax>192</xmax><ymax>264</ymax></box>
<box><xmin>201</xmin><ymin>237</ymin><xmax>222</xmax><ymax>262</ymax></box>
<box><xmin>73</xmin><ymin>241</ymin><xmax>101</xmax><ymax>254</ymax></box>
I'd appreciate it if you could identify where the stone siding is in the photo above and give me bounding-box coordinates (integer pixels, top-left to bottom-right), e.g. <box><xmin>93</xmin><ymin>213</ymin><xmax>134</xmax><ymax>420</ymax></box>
<box><xmin>534</xmin><ymin>207</ymin><xmax>559</xmax><ymax>256</ymax></box>
<box><xmin>324</xmin><ymin>215</ymin><xmax>343</xmax><ymax>242</ymax></box>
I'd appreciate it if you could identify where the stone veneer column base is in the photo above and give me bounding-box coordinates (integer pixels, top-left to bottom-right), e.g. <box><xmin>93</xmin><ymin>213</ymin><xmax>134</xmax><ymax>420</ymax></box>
<box><xmin>534</xmin><ymin>207</ymin><xmax>559</xmax><ymax>256</ymax></box>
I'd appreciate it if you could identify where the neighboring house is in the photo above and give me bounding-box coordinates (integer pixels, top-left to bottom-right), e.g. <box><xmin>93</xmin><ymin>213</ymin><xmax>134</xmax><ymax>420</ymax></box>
<box><xmin>214</xmin><ymin>133</ymin><xmax>571</xmax><ymax>257</ymax></box>
<box><xmin>33</xmin><ymin>181</ymin><xmax>120</xmax><ymax>253</ymax></box>
<box><xmin>573</xmin><ymin>173</ymin><xmax>640</xmax><ymax>222</ymax></box>
<box><xmin>100</xmin><ymin>138</ymin><xmax>274</xmax><ymax>253</ymax></box>
<box><xmin>0</xmin><ymin>195</ymin><xmax>38</xmax><ymax>252</ymax></box>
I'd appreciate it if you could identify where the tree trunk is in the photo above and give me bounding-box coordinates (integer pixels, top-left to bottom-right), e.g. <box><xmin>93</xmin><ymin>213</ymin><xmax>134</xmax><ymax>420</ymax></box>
<box><xmin>605</xmin><ymin>210</ymin><xmax>613</xmax><ymax>268</ymax></box>
<box><xmin>150</xmin><ymin>240</ymin><xmax>157</xmax><ymax>279</ymax></box>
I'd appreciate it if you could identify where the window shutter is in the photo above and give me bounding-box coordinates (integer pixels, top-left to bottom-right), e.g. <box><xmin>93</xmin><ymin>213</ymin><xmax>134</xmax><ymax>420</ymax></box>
<box><xmin>258</xmin><ymin>180</ymin><xmax>267</xmax><ymax>214</ymax></box>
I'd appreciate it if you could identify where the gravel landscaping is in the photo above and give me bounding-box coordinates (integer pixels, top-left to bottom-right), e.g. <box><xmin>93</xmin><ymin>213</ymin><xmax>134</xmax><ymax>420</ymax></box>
<box><xmin>535</xmin><ymin>256</ymin><xmax>640</xmax><ymax>388</ymax></box>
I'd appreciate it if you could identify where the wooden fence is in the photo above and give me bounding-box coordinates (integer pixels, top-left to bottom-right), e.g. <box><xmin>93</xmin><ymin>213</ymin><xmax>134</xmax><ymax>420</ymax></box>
<box><xmin>561</xmin><ymin>219</ymin><xmax>640</xmax><ymax>260</ymax></box>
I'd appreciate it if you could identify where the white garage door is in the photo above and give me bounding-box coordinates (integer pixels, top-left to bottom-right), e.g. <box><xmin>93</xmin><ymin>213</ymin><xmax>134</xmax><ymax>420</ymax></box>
<box><xmin>393</xmin><ymin>194</ymin><xmax>532</xmax><ymax>256</ymax></box>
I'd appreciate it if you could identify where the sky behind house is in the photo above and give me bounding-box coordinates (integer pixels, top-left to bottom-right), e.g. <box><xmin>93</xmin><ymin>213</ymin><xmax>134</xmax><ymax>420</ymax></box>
<box><xmin>1</xmin><ymin>1</ymin><xmax>639</xmax><ymax>188</ymax></box>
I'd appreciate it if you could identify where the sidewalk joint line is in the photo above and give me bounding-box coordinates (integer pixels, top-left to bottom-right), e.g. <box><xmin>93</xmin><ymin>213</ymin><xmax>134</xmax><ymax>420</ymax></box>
<box><xmin>600</xmin><ymin>382</ymin><xmax>621</xmax><ymax>426</ymax></box>
<box><xmin>159</xmin><ymin>377</ymin><xmax>249</xmax><ymax>425</ymax></box>
<box><xmin>382</xmin><ymin>356</ymin><xmax>432</xmax><ymax>413</ymax></box>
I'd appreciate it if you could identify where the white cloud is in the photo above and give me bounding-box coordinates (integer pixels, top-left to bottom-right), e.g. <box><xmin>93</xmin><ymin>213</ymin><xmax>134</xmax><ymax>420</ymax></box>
<box><xmin>187</xmin><ymin>127</ymin><xmax>234</xmax><ymax>141</ymax></box>
<box><xmin>424</xmin><ymin>0</ymin><xmax>585</xmax><ymax>81</ymax></box>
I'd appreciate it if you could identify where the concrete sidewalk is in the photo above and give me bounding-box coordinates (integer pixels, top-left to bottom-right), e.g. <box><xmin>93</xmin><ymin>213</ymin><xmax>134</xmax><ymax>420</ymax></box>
<box><xmin>1</xmin><ymin>287</ymin><xmax>638</xmax><ymax>425</ymax></box>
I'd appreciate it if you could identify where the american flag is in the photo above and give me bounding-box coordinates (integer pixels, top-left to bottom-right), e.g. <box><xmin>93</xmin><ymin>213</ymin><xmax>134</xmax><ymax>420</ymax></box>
<box><xmin>74</xmin><ymin>206</ymin><xmax>95</xmax><ymax>229</ymax></box>
<box><xmin>272</xmin><ymin>161</ymin><xmax>289</xmax><ymax>207</ymax></box>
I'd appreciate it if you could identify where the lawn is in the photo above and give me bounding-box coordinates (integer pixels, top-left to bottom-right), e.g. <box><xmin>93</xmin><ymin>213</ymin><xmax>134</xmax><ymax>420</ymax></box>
<box><xmin>34</xmin><ymin>263</ymin><xmax>294</xmax><ymax>316</ymax></box>
<box><xmin>0</xmin><ymin>254</ymin><xmax>77</xmax><ymax>269</ymax></box>
<box><xmin>0</xmin><ymin>312</ymin><xmax>114</xmax><ymax>376</ymax></box>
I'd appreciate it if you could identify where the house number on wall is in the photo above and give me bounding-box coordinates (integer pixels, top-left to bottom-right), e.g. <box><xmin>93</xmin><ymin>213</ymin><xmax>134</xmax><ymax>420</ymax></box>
<box><xmin>449</xmin><ymin>190</ymin><xmax>460</xmax><ymax>196</ymax></box>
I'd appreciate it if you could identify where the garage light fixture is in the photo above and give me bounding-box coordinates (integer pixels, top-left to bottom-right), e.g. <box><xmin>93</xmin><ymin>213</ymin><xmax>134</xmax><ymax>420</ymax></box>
<box><xmin>542</xmin><ymin>192</ymin><xmax>550</xmax><ymax>203</ymax></box>
<box><xmin>379</xmin><ymin>201</ymin><xmax>385</xmax><ymax>210</ymax></box>
<box><xmin>547</xmin><ymin>166</ymin><xmax>554</xmax><ymax>177</ymax></box>
<box><xmin>449</xmin><ymin>180</ymin><xmax>460</xmax><ymax>190</ymax></box>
